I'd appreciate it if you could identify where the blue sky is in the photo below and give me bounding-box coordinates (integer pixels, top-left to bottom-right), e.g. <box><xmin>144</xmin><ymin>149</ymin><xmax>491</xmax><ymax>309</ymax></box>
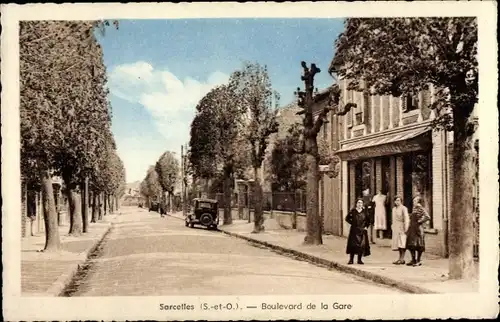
<box><xmin>96</xmin><ymin>18</ymin><xmax>345</xmax><ymax>183</ymax></box>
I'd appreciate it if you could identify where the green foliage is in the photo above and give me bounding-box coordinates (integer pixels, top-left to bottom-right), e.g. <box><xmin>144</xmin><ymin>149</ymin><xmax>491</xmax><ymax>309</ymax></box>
<box><xmin>330</xmin><ymin>17</ymin><xmax>478</xmax><ymax>131</ymax></box>
<box><xmin>141</xmin><ymin>166</ymin><xmax>162</xmax><ymax>200</ymax></box>
<box><xmin>189</xmin><ymin>85</ymin><xmax>250</xmax><ymax>181</ymax></box>
<box><xmin>20</xmin><ymin>20</ymin><xmax>118</xmax><ymax>190</ymax></box>
<box><xmin>229</xmin><ymin>62</ymin><xmax>280</xmax><ymax>168</ymax></box>
<box><xmin>268</xmin><ymin>123</ymin><xmax>307</xmax><ymax>192</ymax></box>
<box><xmin>189</xmin><ymin>109</ymin><xmax>218</xmax><ymax>179</ymax></box>
<box><xmin>155</xmin><ymin>151</ymin><xmax>179</xmax><ymax>193</ymax></box>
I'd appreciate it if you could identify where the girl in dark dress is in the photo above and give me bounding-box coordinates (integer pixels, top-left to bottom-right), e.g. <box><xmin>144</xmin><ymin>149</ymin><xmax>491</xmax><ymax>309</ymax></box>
<box><xmin>346</xmin><ymin>198</ymin><xmax>372</xmax><ymax>264</ymax></box>
<box><xmin>406</xmin><ymin>196</ymin><xmax>431</xmax><ymax>266</ymax></box>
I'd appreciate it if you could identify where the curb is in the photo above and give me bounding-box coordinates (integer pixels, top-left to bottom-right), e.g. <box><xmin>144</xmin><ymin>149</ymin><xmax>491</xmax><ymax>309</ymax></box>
<box><xmin>219</xmin><ymin>229</ymin><xmax>438</xmax><ymax>295</ymax></box>
<box><xmin>167</xmin><ymin>213</ymin><xmax>185</xmax><ymax>220</ymax></box>
<box><xmin>45</xmin><ymin>222</ymin><xmax>113</xmax><ymax>297</ymax></box>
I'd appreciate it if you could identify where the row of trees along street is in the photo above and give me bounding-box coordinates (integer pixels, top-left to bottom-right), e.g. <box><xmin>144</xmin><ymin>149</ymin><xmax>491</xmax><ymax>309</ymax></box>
<box><xmin>139</xmin><ymin>151</ymin><xmax>180</xmax><ymax>212</ymax></box>
<box><xmin>188</xmin><ymin>17</ymin><xmax>478</xmax><ymax>280</ymax></box>
<box><xmin>20</xmin><ymin>20</ymin><xmax>126</xmax><ymax>252</ymax></box>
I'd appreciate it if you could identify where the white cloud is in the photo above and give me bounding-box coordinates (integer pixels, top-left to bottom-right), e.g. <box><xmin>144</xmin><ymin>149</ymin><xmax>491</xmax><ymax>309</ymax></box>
<box><xmin>108</xmin><ymin>61</ymin><xmax>229</xmax><ymax>182</ymax></box>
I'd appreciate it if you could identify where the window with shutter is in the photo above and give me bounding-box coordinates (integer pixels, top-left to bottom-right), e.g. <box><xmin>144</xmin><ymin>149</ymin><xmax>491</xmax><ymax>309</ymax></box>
<box><xmin>402</xmin><ymin>94</ymin><xmax>418</xmax><ymax>112</ymax></box>
<box><xmin>346</xmin><ymin>90</ymin><xmax>353</xmax><ymax>128</ymax></box>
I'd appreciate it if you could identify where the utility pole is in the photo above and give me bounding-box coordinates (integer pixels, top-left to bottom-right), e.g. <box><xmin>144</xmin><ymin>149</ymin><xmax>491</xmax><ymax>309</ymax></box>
<box><xmin>181</xmin><ymin>144</ymin><xmax>188</xmax><ymax>217</ymax></box>
<box><xmin>181</xmin><ymin>144</ymin><xmax>185</xmax><ymax>216</ymax></box>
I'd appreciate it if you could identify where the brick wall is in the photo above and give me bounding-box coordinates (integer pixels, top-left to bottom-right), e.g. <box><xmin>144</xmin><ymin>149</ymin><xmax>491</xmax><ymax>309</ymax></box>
<box><xmin>396</xmin><ymin>156</ymin><xmax>404</xmax><ymax>198</ymax></box>
<box><xmin>431</xmin><ymin>130</ymin><xmax>444</xmax><ymax>230</ymax></box>
<box><xmin>375</xmin><ymin>159</ymin><xmax>382</xmax><ymax>193</ymax></box>
<box><xmin>425</xmin><ymin>232</ymin><xmax>445</xmax><ymax>257</ymax></box>
<box><xmin>349</xmin><ymin>163</ymin><xmax>356</xmax><ymax>208</ymax></box>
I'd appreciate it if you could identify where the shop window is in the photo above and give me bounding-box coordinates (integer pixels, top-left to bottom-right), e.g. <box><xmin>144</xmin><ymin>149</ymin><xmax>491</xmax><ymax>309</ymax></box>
<box><xmin>354</xmin><ymin>160</ymin><xmax>373</xmax><ymax>200</ymax></box>
<box><xmin>402</xmin><ymin>152</ymin><xmax>433</xmax><ymax>227</ymax></box>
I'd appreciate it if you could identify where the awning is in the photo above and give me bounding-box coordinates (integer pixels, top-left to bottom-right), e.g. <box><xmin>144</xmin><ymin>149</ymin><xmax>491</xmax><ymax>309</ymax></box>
<box><xmin>336</xmin><ymin>127</ymin><xmax>431</xmax><ymax>161</ymax></box>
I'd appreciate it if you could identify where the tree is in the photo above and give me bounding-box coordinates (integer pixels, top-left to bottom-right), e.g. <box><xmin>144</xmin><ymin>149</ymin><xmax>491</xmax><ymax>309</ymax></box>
<box><xmin>155</xmin><ymin>151</ymin><xmax>180</xmax><ymax>213</ymax></box>
<box><xmin>268</xmin><ymin>123</ymin><xmax>307</xmax><ymax>192</ymax></box>
<box><xmin>329</xmin><ymin>17</ymin><xmax>478</xmax><ymax>279</ymax></box>
<box><xmin>144</xmin><ymin>166</ymin><xmax>163</xmax><ymax>203</ymax></box>
<box><xmin>21</xmin><ymin>21</ymin><xmax>107</xmax><ymax>246</ymax></box>
<box><xmin>20</xmin><ymin>20</ymin><xmax>117</xmax><ymax>239</ymax></box>
<box><xmin>230</xmin><ymin>62</ymin><xmax>279</xmax><ymax>233</ymax></box>
<box><xmin>293</xmin><ymin>62</ymin><xmax>342</xmax><ymax>245</ymax></box>
<box><xmin>189</xmin><ymin>101</ymin><xmax>219</xmax><ymax>194</ymax></box>
<box><xmin>190</xmin><ymin>85</ymin><xmax>249</xmax><ymax>225</ymax></box>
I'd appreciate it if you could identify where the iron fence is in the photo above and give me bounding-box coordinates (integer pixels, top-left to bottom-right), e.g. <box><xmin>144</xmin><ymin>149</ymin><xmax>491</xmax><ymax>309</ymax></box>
<box><xmin>189</xmin><ymin>190</ymin><xmax>306</xmax><ymax>213</ymax></box>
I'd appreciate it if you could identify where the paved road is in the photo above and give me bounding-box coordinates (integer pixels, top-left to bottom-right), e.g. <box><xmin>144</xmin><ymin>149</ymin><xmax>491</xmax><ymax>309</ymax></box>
<box><xmin>63</xmin><ymin>207</ymin><xmax>400</xmax><ymax>296</ymax></box>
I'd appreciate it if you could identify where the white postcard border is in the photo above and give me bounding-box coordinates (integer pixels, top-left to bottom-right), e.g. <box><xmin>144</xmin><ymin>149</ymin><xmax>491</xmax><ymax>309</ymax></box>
<box><xmin>2</xmin><ymin>1</ymin><xmax>498</xmax><ymax>320</ymax></box>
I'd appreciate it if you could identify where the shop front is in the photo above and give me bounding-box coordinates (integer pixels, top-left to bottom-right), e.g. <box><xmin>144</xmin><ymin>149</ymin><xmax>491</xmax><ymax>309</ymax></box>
<box><xmin>336</xmin><ymin>123</ymin><xmax>447</xmax><ymax>254</ymax></box>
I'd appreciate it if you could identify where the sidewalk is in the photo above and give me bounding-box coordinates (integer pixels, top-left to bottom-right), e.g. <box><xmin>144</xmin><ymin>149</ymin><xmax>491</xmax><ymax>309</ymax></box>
<box><xmin>168</xmin><ymin>212</ymin><xmax>478</xmax><ymax>294</ymax></box>
<box><xmin>21</xmin><ymin>214</ymin><xmax>118</xmax><ymax>296</ymax></box>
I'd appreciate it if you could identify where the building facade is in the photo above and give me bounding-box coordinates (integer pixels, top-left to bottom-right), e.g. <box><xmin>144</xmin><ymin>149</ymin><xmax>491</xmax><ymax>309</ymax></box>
<box><xmin>319</xmin><ymin>79</ymin><xmax>479</xmax><ymax>258</ymax></box>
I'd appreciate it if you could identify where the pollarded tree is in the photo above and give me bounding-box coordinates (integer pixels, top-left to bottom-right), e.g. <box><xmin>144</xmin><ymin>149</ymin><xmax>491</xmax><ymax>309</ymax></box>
<box><xmin>329</xmin><ymin>17</ymin><xmax>478</xmax><ymax>279</ymax></box>
<box><xmin>155</xmin><ymin>151</ymin><xmax>180</xmax><ymax>212</ymax></box>
<box><xmin>293</xmin><ymin>62</ymin><xmax>345</xmax><ymax>245</ymax></box>
<box><xmin>229</xmin><ymin>62</ymin><xmax>279</xmax><ymax>233</ymax></box>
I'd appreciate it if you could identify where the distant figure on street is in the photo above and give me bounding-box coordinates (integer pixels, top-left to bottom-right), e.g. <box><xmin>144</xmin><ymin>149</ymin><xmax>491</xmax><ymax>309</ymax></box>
<box><xmin>405</xmin><ymin>196</ymin><xmax>431</xmax><ymax>266</ymax></box>
<box><xmin>372</xmin><ymin>190</ymin><xmax>388</xmax><ymax>239</ymax></box>
<box><xmin>391</xmin><ymin>196</ymin><xmax>410</xmax><ymax>265</ymax></box>
<box><xmin>345</xmin><ymin>198</ymin><xmax>371</xmax><ymax>265</ymax></box>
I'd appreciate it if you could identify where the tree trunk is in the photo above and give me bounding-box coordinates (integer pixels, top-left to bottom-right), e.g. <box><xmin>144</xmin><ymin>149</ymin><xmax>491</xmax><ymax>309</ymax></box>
<box><xmin>108</xmin><ymin>194</ymin><xmax>113</xmax><ymax>214</ymax></box>
<box><xmin>91</xmin><ymin>192</ymin><xmax>98</xmax><ymax>223</ymax></box>
<box><xmin>292</xmin><ymin>191</ymin><xmax>297</xmax><ymax>229</ymax></box>
<box><xmin>103</xmin><ymin>192</ymin><xmax>108</xmax><ymax>216</ymax></box>
<box><xmin>98</xmin><ymin>193</ymin><xmax>103</xmax><ymax>220</ymax></box>
<box><xmin>303</xmin><ymin>136</ymin><xmax>322</xmax><ymax>245</ymax></box>
<box><xmin>40</xmin><ymin>171</ymin><xmax>60</xmax><ymax>251</ymax></box>
<box><xmin>82</xmin><ymin>177</ymin><xmax>89</xmax><ymax>233</ymax></box>
<box><xmin>168</xmin><ymin>191</ymin><xmax>172</xmax><ymax>213</ymax></box>
<box><xmin>222</xmin><ymin>166</ymin><xmax>232</xmax><ymax>225</ymax></box>
<box><xmin>54</xmin><ymin>186</ymin><xmax>61</xmax><ymax>226</ymax></box>
<box><xmin>252</xmin><ymin>167</ymin><xmax>264</xmax><ymax>233</ymax></box>
<box><xmin>67</xmin><ymin>189</ymin><xmax>83</xmax><ymax>236</ymax></box>
<box><xmin>449</xmin><ymin>111</ymin><xmax>476</xmax><ymax>279</ymax></box>
<box><xmin>115</xmin><ymin>195</ymin><xmax>119</xmax><ymax>211</ymax></box>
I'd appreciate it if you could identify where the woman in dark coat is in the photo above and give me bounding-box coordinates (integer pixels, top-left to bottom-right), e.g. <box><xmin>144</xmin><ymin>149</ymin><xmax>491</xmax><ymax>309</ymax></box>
<box><xmin>406</xmin><ymin>196</ymin><xmax>431</xmax><ymax>266</ymax></box>
<box><xmin>346</xmin><ymin>198</ymin><xmax>372</xmax><ymax>264</ymax></box>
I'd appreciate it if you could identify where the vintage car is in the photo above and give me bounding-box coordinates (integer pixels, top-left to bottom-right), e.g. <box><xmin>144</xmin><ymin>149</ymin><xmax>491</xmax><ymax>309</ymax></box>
<box><xmin>149</xmin><ymin>201</ymin><xmax>160</xmax><ymax>212</ymax></box>
<box><xmin>185</xmin><ymin>198</ymin><xmax>219</xmax><ymax>230</ymax></box>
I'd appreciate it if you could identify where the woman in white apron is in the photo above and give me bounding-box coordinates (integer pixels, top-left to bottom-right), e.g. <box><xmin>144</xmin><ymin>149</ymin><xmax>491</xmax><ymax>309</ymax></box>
<box><xmin>372</xmin><ymin>190</ymin><xmax>387</xmax><ymax>239</ymax></box>
<box><xmin>391</xmin><ymin>196</ymin><xmax>410</xmax><ymax>265</ymax></box>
